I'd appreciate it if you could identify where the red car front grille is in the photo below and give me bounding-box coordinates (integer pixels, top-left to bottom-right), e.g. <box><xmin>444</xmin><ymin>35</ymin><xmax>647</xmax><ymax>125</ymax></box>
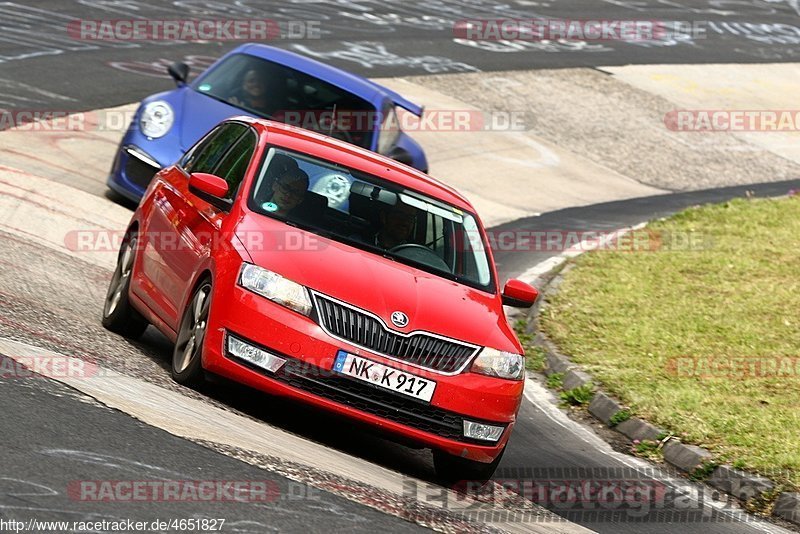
<box><xmin>312</xmin><ymin>293</ymin><xmax>478</xmax><ymax>374</ymax></box>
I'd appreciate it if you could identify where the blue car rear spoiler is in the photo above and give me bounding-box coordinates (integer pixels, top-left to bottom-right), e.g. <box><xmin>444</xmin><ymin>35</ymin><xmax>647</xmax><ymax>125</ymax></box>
<box><xmin>368</xmin><ymin>81</ymin><xmax>424</xmax><ymax>117</ymax></box>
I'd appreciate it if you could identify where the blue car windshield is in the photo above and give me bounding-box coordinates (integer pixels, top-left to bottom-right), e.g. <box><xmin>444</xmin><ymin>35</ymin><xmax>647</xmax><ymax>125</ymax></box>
<box><xmin>193</xmin><ymin>53</ymin><xmax>377</xmax><ymax>150</ymax></box>
<box><xmin>246</xmin><ymin>147</ymin><xmax>494</xmax><ymax>292</ymax></box>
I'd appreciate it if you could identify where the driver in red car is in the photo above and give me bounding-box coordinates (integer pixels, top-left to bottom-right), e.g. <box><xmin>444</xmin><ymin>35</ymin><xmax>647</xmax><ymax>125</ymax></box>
<box><xmin>375</xmin><ymin>202</ymin><xmax>417</xmax><ymax>249</ymax></box>
<box><xmin>269</xmin><ymin>169</ymin><xmax>309</xmax><ymax>218</ymax></box>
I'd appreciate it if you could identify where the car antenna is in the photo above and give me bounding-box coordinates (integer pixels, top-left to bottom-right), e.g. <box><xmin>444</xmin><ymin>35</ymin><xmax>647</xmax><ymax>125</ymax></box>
<box><xmin>328</xmin><ymin>103</ymin><xmax>336</xmax><ymax>137</ymax></box>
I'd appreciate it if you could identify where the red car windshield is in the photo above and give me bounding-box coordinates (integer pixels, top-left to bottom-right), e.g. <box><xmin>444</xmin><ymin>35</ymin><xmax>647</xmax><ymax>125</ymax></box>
<box><xmin>246</xmin><ymin>147</ymin><xmax>494</xmax><ymax>291</ymax></box>
<box><xmin>193</xmin><ymin>53</ymin><xmax>376</xmax><ymax>150</ymax></box>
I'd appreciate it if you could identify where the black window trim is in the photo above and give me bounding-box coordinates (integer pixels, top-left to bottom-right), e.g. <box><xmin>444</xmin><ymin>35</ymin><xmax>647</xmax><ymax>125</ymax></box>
<box><xmin>180</xmin><ymin>121</ymin><xmax>254</xmax><ymax>176</ymax></box>
<box><xmin>210</xmin><ymin>126</ymin><xmax>258</xmax><ymax>198</ymax></box>
<box><xmin>179</xmin><ymin>121</ymin><xmax>259</xmax><ymax>211</ymax></box>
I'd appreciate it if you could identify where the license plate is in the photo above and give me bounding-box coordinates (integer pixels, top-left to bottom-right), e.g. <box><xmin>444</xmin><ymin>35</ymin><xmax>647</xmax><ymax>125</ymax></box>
<box><xmin>332</xmin><ymin>350</ymin><xmax>437</xmax><ymax>402</ymax></box>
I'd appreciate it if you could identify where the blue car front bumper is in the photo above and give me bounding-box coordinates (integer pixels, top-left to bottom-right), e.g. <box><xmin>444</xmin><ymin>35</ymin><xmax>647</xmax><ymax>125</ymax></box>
<box><xmin>107</xmin><ymin>143</ymin><xmax>165</xmax><ymax>202</ymax></box>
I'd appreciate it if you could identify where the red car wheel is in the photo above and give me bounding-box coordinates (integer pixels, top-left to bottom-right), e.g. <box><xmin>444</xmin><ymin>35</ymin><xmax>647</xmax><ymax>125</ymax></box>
<box><xmin>172</xmin><ymin>280</ymin><xmax>211</xmax><ymax>387</ymax></box>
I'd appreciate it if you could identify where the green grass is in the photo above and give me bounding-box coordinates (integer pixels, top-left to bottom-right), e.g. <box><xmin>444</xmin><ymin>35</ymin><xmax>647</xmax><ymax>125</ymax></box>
<box><xmin>690</xmin><ymin>461</ymin><xmax>719</xmax><ymax>482</ymax></box>
<box><xmin>546</xmin><ymin>372</ymin><xmax>564</xmax><ymax>389</ymax></box>
<box><xmin>560</xmin><ymin>384</ymin><xmax>594</xmax><ymax>406</ymax></box>
<box><xmin>540</xmin><ymin>196</ymin><xmax>800</xmax><ymax>488</ymax></box>
<box><xmin>610</xmin><ymin>409</ymin><xmax>632</xmax><ymax>427</ymax></box>
<box><xmin>633</xmin><ymin>439</ymin><xmax>665</xmax><ymax>462</ymax></box>
<box><xmin>525</xmin><ymin>345</ymin><xmax>547</xmax><ymax>372</ymax></box>
<box><xmin>513</xmin><ymin>320</ymin><xmax>547</xmax><ymax>372</ymax></box>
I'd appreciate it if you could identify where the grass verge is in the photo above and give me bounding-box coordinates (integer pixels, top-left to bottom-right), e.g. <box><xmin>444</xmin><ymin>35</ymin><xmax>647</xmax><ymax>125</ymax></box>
<box><xmin>540</xmin><ymin>196</ymin><xmax>800</xmax><ymax>488</ymax></box>
<box><xmin>514</xmin><ymin>320</ymin><xmax>547</xmax><ymax>372</ymax></box>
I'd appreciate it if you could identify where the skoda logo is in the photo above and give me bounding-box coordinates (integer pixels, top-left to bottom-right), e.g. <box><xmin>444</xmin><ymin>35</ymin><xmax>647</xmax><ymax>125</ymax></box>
<box><xmin>390</xmin><ymin>311</ymin><xmax>409</xmax><ymax>328</ymax></box>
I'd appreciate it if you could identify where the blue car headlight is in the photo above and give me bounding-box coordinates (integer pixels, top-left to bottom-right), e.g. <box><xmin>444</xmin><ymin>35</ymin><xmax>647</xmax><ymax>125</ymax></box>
<box><xmin>139</xmin><ymin>101</ymin><xmax>174</xmax><ymax>139</ymax></box>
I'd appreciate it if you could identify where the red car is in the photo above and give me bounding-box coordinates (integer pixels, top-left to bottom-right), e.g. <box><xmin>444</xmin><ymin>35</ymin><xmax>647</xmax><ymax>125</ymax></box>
<box><xmin>102</xmin><ymin>117</ymin><xmax>538</xmax><ymax>482</ymax></box>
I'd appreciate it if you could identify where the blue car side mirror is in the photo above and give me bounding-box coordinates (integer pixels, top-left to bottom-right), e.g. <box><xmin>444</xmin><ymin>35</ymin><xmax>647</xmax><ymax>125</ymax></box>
<box><xmin>167</xmin><ymin>62</ymin><xmax>190</xmax><ymax>86</ymax></box>
<box><xmin>387</xmin><ymin>145</ymin><xmax>413</xmax><ymax>166</ymax></box>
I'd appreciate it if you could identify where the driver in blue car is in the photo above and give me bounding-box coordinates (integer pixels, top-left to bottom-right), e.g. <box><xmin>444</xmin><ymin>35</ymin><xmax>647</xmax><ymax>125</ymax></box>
<box><xmin>375</xmin><ymin>202</ymin><xmax>417</xmax><ymax>249</ymax></box>
<box><xmin>228</xmin><ymin>68</ymin><xmax>272</xmax><ymax>114</ymax></box>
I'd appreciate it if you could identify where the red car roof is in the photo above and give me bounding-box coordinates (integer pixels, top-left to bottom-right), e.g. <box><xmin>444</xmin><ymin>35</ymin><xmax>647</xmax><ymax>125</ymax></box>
<box><xmin>237</xmin><ymin>117</ymin><xmax>476</xmax><ymax>213</ymax></box>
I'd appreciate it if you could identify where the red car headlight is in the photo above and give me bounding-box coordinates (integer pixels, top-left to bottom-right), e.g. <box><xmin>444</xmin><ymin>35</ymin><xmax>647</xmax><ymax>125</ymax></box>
<box><xmin>471</xmin><ymin>347</ymin><xmax>525</xmax><ymax>380</ymax></box>
<box><xmin>238</xmin><ymin>263</ymin><xmax>312</xmax><ymax>316</ymax></box>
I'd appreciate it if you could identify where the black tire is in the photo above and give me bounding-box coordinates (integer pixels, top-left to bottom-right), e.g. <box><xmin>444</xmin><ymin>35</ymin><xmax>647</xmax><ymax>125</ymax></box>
<box><xmin>433</xmin><ymin>447</ymin><xmax>505</xmax><ymax>486</ymax></box>
<box><xmin>102</xmin><ymin>233</ymin><xmax>148</xmax><ymax>338</ymax></box>
<box><xmin>171</xmin><ymin>280</ymin><xmax>212</xmax><ymax>387</ymax></box>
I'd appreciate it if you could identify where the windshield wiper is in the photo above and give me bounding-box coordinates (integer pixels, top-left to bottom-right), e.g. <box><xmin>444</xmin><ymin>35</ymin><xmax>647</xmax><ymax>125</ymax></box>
<box><xmin>380</xmin><ymin>251</ymin><xmax>461</xmax><ymax>283</ymax></box>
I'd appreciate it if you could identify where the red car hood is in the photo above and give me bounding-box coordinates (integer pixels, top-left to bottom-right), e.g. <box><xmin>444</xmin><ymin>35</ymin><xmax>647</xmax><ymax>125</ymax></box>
<box><xmin>235</xmin><ymin>218</ymin><xmax>518</xmax><ymax>352</ymax></box>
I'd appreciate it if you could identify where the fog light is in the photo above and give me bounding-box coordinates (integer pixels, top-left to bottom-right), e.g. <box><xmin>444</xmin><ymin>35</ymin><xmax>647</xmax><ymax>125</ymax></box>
<box><xmin>463</xmin><ymin>420</ymin><xmax>505</xmax><ymax>442</ymax></box>
<box><xmin>227</xmin><ymin>334</ymin><xmax>286</xmax><ymax>373</ymax></box>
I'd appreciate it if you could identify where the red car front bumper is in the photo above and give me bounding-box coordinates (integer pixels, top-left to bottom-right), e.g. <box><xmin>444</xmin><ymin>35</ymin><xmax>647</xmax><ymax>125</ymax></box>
<box><xmin>202</xmin><ymin>283</ymin><xmax>523</xmax><ymax>463</ymax></box>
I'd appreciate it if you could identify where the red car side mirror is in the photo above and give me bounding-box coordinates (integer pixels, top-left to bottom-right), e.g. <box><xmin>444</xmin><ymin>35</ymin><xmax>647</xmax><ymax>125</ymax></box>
<box><xmin>501</xmin><ymin>279</ymin><xmax>539</xmax><ymax>308</ymax></box>
<box><xmin>188</xmin><ymin>173</ymin><xmax>231</xmax><ymax>211</ymax></box>
<box><xmin>189</xmin><ymin>172</ymin><xmax>228</xmax><ymax>197</ymax></box>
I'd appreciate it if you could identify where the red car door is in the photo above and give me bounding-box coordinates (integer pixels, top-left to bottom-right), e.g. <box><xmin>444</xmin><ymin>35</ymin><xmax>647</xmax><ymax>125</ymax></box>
<box><xmin>138</xmin><ymin>122</ymin><xmax>256</xmax><ymax>331</ymax></box>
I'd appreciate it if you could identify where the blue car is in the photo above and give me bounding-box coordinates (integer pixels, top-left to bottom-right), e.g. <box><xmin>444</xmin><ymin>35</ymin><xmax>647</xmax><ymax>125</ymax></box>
<box><xmin>107</xmin><ymin>43</ymin><xmax>428</xmax><ymax>202</ymax></box>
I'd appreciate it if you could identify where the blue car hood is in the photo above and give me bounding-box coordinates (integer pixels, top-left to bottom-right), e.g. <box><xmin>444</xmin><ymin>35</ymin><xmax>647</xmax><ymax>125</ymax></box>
<box><xmin>177</xmin><ymin>89</ymin><xmax>248</xmax><ymax>152</ymax></box>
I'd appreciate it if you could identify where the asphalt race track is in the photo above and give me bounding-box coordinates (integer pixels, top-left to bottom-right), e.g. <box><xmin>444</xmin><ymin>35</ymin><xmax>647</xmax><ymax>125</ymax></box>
<box><xmin>0</xmin><ymin>354</ymin><xmax>427</xmax><ymax>534</ymax></box>
<box><xmin>2</xmin><ymin>0</ymin><xmax>800</xmax><ymax>111</ymax></box>
<box><xmin>1</xmin><ymin>1</ymin><xmax>799</xmax><ymax>533</ymax></box>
